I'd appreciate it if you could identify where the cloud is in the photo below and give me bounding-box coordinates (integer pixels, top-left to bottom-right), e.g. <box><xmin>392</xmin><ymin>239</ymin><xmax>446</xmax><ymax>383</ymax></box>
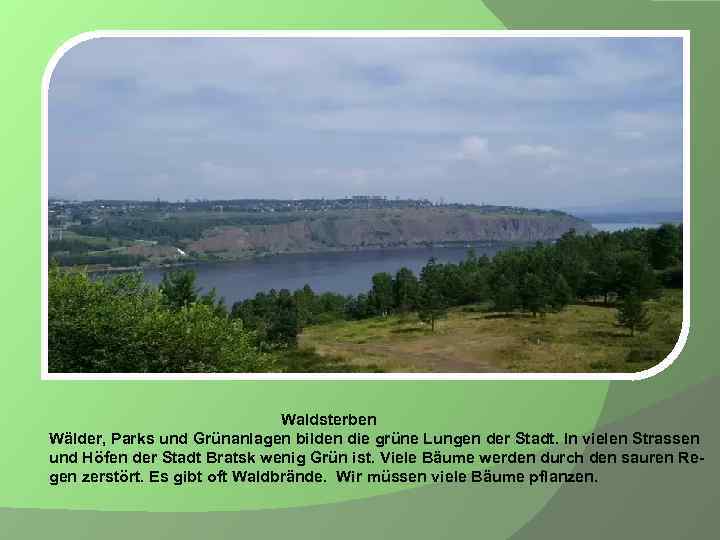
<box><xmin>456</xmin><ymin>136</ymin><xmax>490</xmax><ymax>161</ymax></box>
<box><xmin>48</xmin><ymin>37</ymin><xmax>683</xmax><ymax>208</ymax></box>
<box><xmin>509</xmin><ymin>144</ymin><xmax>564</xmax><ymax>158</ymax></box>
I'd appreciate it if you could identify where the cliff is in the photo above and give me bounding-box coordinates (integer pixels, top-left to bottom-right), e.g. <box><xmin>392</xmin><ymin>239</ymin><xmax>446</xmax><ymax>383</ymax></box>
<box><xmin>185</xmin><ymin>207</ymin><xmax>593</xmax><ymax>257</ymax></box>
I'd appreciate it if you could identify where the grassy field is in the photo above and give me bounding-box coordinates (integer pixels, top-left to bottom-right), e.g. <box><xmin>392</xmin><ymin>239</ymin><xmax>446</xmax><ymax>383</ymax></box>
<box><xmin>298</xmin><ymin>289</ymin><xmax>683</xmax><ymax>373</ymax></box>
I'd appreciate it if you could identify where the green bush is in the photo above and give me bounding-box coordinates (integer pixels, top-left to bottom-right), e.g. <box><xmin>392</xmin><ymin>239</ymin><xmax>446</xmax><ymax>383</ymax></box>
<box><xmin>48</xmin><ymin>267</ymin><xmax>271</xmax><ymax>373</ymax></box>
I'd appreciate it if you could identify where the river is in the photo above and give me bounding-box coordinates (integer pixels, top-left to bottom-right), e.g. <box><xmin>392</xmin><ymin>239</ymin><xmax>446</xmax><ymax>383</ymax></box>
<box><xmin>140</xmin><ymin>222</ymin><xmax>667</xmax><ymax>306</ymax></box>
<box><xmin>141</xmin><ymin>245</ymin><xmax>504</xmax><ymax>306</ymax></box>
<box><xmin>591</xmin><ymin>222</ymin><xmax>662</xmax><ymax>232</ymax></box>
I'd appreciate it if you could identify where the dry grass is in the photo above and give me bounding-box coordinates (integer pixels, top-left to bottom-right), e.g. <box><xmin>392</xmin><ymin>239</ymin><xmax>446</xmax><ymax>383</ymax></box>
<box><xmin>299</xmin><ymin>290</ymin><xmax>682</xmax><ymax>373</ymax></box>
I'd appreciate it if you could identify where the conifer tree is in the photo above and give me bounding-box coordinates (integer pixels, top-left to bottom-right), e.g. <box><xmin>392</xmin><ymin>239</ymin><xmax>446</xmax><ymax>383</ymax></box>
<box><xmin>616</xmin><ymin>292</ymin><xmax>651</xmax><ymax>336</ymax></box>
<box><xmin>417</xmin><ymin>285</ymin><xmax>447</xmax><ymax>332</ymax></box>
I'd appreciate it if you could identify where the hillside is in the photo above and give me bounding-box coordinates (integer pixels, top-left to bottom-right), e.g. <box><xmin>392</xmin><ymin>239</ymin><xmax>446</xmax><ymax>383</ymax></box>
<box><xmin>185</xmin><ymin>207</ymin><xmax>593</xmax><ymax>258</ymax></box>
<box><xmin>52</xmin><ymin>204</ymin><xmax>594</xmax><ymax>268</ymax></box>
<box><xmin>298</xmin><ymin>289</ymin><xmax>682</xmax><ymax>373</ymax></box>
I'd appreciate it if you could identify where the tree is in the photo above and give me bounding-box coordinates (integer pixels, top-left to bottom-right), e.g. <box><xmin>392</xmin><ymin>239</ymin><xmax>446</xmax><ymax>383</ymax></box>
<box><xmin>554</xmin><ymin>230</ymin><xmax>588</xmax><ymax>297</ymax></box>
<box><xmin>293</xmin><ymin>284</ymin><xmax>318</xmax><ymax>326</ymax></box>
<box><xmin>549</xmin><ymin>274</ymin><xmax>573</xmax><ymax>312</ymax></box>
<box><xmin>393</xmin><ymin>267</ymin><xmax>419</xmax><ymax>314</ymax></box>
<box><xmin>420</xmin><ymin>257</ymin><xmax>450</xmax><ymax>299</ymax></box>
<box><xmin>231</xmin><ymin>290</ymin><xmax>276</xmax><ymax>342</ymax></box>
<box><xmin>520</xmin><ymin>272</ymin><xmax>550</xmax><ymax>317</ymax></box>
<box><xmin>266</xmin><ymin>289</ymin><xmax>300</xmax><ymax>347</ymax></box>
<box><xmin>346</xmin><ymin>293</ymin><xmax>374</xmax><ymax>320</ymax></box>
<box><xmin>616</xmin><ymin>251</ymin><xmax>659</xmax><ymax>300</ymax></box>
<box><xmin>649</xmin><ymin>224</ymin><xmax>681</xmax><ymax>269</ymax></box>
<box><xmin>616</xmin><ymin>293</ymin><xmax>651</xmax><ymax>336</ymax></box>
<box><xmin>455</xmin><ymin>251</ymin><xmax>492</xmax><ymax>305</ymax></box>
<box><xmin>417</xmin><ymin>285</ymin><xmax>447</xmax><ymax>332</ymax></box>
<box><xmin>199</xmin><ymin>287</ymin><xmax>227</xmax><ymax>318</ymax></box>
<box><xmin>371</xmin><ymin>272</ymin><xmax>395</xmax><ymax>316</ymax></box>
<box><xmin>159</xmin><ymin>269</ymin><xmax>199</xmax><ymax>310</ymax></box>
<box><xmin>660</xmin><ymin>265</ymin><xmax>682</xmax><ymax>289</ymax></box>
<box><xmin>48</xmin><ymin>267</ymin><xmax>270</xmax><ymax>373</ymax></box>
<box><xmin>490</xmin><ymin>274</ymin><xmax>520</xmax><ymax>313</ymax></box>
<box><xmin>587</xmin><ymin>234</ymin><xmax>620</xmax><ymax>304</ymax></box>
<box><xmin>465</xmin><ymin>247</ymin><xmax>478</xmax><ymax>265</ymax></box>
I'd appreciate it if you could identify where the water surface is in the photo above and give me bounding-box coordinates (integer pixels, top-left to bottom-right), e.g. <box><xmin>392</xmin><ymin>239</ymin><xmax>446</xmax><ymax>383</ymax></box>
<box><xmin>592</xmin><ymin>222</ymin><xmax>662</xmax><ymax>232</ymax></box>
<box><xmin>140</xmin><ymin>222</ymin><xmax>677</xmax><ymax>305</ymax></box>
<box><xmin>142</xmin><ymin>245</ymin><xmax>503</xmax><ymax>305</ymax></box>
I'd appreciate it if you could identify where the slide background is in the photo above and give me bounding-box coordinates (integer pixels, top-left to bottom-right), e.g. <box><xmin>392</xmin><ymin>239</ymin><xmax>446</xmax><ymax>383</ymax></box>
<box><xmin>0</xmin><ymin>1</ymin><xmax>717</xmax><ymax>537</ymax></box>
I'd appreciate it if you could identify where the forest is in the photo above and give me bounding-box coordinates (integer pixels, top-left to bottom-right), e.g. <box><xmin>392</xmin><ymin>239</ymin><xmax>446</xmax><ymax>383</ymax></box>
<box><xmin>48</xmin><ymin>224</ymin><xmax>682</xmax><ymax>373</ymax></box>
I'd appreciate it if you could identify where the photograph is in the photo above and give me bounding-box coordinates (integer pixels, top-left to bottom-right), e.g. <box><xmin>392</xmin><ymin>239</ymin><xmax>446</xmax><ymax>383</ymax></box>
<box><xmin>45</xmin><ymin>34</ymin><xmax>684</xmax><ymax>375</ymax></box>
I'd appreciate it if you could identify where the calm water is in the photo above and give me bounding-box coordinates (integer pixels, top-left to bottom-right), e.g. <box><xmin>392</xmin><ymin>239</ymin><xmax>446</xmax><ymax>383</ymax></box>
<box><xmin>592</xmin><ymin>222</ymin><xmax>662</xmax><ymax>232</ymax></box>
<box><xmin>142</xmin><ymin>245</ymin><xmax>504</xmax><ymax>306</ymax></box>
<box><xmin>139</xmin><ymin>222</ymin><xmax>671</xmax><ymax>306</ymax></box>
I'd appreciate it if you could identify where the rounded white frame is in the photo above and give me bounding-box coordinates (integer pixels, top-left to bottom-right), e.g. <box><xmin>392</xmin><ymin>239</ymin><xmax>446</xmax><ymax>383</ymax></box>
<box><xmin>40</xmin><ymin>30</ymin><xmax>691</xmax><ymax>381</ymax></box>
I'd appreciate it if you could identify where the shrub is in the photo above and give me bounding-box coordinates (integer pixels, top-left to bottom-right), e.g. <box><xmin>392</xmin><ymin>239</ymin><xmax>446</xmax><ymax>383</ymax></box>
<box><xmin>48</xmin><ymin>267</ymin><xmax>271</xmax><ymax>373</ymax></box>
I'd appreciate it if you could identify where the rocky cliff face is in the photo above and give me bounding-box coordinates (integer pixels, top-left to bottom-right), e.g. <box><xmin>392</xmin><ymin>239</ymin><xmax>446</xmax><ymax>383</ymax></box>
<box><xmin>187</xmin><ymin>208</ymin><xmax>593</xmax><ymax>256</ymax></box>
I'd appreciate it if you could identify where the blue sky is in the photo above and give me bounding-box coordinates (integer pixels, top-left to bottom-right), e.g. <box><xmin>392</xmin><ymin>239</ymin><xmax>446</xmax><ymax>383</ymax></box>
<box><xmin>49</xmin><ymin>36</ymin><xmax>683</xmax><ymax>209</ymax></box>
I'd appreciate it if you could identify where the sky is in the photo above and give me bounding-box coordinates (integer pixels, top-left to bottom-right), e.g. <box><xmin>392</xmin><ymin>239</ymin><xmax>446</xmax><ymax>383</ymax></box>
<box><xmin>48</xmin><ymin>36</ymin><xmax>683</xmax><ymax>210</ymax></box>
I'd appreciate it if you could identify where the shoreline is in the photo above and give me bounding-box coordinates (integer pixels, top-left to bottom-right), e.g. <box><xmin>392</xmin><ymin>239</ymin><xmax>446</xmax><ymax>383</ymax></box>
<box><xmin>70</xmin><ymin>240</ymin><xmax>539</xmax><ymax>274</ymax></box>
<box><xmin>63</xmin><ymin>221</ymin><xmax>675</xmax><ymax>276</ymax></box>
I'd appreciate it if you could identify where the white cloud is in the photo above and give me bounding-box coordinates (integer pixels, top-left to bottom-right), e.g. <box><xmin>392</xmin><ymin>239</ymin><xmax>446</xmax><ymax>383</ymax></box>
<box><xmin>49</xmin><ymin>37</ymin><xmax>683</xmax><ymax>207</ymax></box>
<box><xmin>509</xmin><ymin>144</ymin><xmax>564</xmax><ymax>158</ymax></box>
<box><xmin>456</xmin><ymin>136</ymin><xmax>490</xmax><ymax>161</ymax></box>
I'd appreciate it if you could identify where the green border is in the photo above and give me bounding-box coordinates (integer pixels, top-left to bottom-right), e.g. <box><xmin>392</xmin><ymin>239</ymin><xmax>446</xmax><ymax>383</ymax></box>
<box><xmin>0</xmin><ymin>1</ymin><xmax>717</xmax><ymax>538</ymax></box>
